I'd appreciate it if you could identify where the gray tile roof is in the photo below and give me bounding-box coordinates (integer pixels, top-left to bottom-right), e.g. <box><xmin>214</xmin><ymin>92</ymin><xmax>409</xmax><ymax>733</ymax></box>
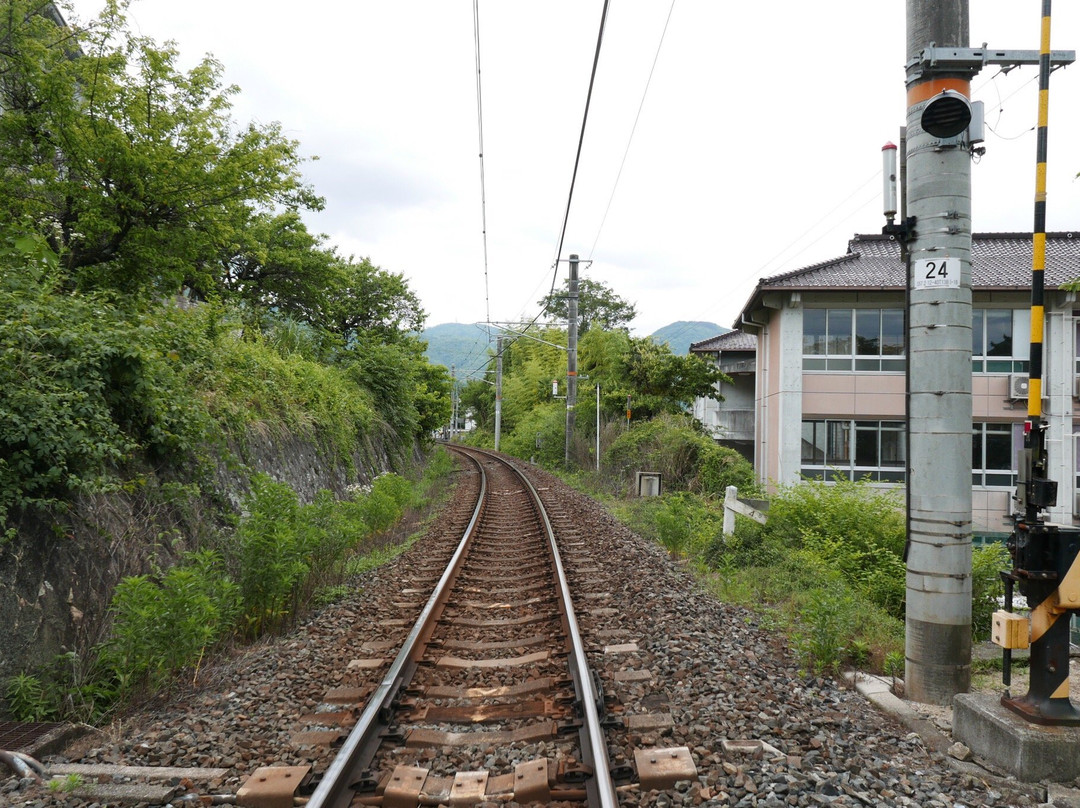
<box><xmin>759</xmin><ymin>232</ymin><xmax>1080</xmax><ymax>290</ymax></box>
<box><xmin>690</xmin><ymin>330</ymin><xmax>757</xmax><ymax>353</ymax></box>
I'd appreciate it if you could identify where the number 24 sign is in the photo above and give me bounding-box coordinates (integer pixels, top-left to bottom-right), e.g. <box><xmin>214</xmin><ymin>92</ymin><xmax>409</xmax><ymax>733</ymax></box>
<box><xmin>912</xmin><ymin>257</ymin><xmax>960</xmax><ymax>290</ymax></box>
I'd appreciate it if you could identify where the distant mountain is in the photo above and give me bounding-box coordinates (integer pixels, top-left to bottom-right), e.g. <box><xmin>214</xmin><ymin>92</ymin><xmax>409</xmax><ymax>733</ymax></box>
<box><xmin>422</xmin><ymin>320</ymin><xmax>729</xmax><ymax>378</ymax></box>
<box><xmin>649</xmin><ymin>321</ymin><xmax>729</xmax><ymax>355</ymax></box>
<box><xmin>421</xmin><ymin>323</ymin><xmax>493</xmax><ymax>381</ymax></box>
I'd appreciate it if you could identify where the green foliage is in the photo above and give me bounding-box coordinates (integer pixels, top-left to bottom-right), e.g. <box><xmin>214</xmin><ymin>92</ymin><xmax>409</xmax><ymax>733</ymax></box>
<box><xmin>538</xmin><ymin>277</ymin><xmax>637</xmax><ymax>334</ymax></box>
<box><xmin>884</xmin><ymin>650</ymin><xmax>904</xmax><ymax>684</ymax></box>
<box><xmin>0</xmin><ymin>247</ymin><xmax>214</xmax><ymax>522</ymax></box>
<box><xmin>757</xmin><ymin>477</ymin><xmax>907</xmax><ymax>618</ymax></box>
<box><xmin>696</xmin><ymin>444</ymin><xmax>759</xmax><ymax>497</ymax></box>
<box><xmin>972</xmin><ymin>541</ymin><xmax>1011</xmax><ymax>641</ymax></box>
<box><xmin>0</xmin><ymin>0</ymin><xmax>321</xmax><ymax>300</ymax></box>
<box><xmin>603</xmin><ymin>413</ymin><xmax>758</xmax><ymax>496</ymax></box>
<box><xmin>99</xmin><ymin>550</ymin><xmax>239</xmax><ymax>695</ymax></box>
<box><xmin>48</xmin><ymin>774</ymin><xmax>85</xmax><ymax>794</ymax></box>
<box><xmin>358</xmin><ymin>473</ymin><xmax>415</xmax><ymax>532</ymax></box>
<box><xmin>344</xmin><ymin>337</ymin><xmax>450</xmax><ymax>444</ymax></box>
<box><xmin>500</xmin><ymin>403</ymin><xmax>567</xmax><ymax>468</ymax></box>
<box><xmin>791</xmin><ymin>580</ymin><xmax>860</xmax><ymax>675</ymax></box>
<box><xmin>649</xmin><ymin>492</ymin><xmax>724</xmax><ymax>560</ymax></box>
<box><xmin>5</xmin><ymin>672</ymin><xmax>51</xmax><ymax>722</ymax></box>
<box><xmin>203</xmin><ymin>330</ymin><xmax>376</xmax><ymax>461</ymax></box>
<box><xmin>233</xmin><ymin>472</ymin><xmax>417</xmax><ymax>636</ymax></box>
<box><xmin>234</xmin><ymin>475</ymin><xmax>307</xmax><ymax>636</ymax></box>
<box><xmin>312</xmin><ymin>584</ymin><xmax>354</xmax><ymax>608</ymax></box>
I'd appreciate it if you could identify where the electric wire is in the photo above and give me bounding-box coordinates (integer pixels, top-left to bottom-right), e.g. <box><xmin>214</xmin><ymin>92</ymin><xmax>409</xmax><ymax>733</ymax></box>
<box><xmin>658</xmin><ymin>170</ymin><xmax>885</xmax><ymax>351</ymax></box>
<box><xmin>587</xmin><ymin>0</ymin><xmax>676</xmax><ymax>260</ymax></box>
<box><xmin>548</xmin><ymin>0</ymin><xmax>612</xmax><ymax>299</ymax></box>
<box><xmin>472</xmin><ymin>0</ymin><xmax>492</xmax><ymax>330</ymax></box>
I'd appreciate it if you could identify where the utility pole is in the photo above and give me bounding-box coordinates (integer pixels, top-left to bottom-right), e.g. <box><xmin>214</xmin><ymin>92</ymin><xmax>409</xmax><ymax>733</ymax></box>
<box><xmin>903</xmin><ymin>0</ymin><xmax>973</xmax><ymax>704</ymax></box>
<box><xmin>565</xmin><ymin>254</ymin><xmax>579</xmax><ymax>467</ymax></box>
<box><xmin>450</xmin><ymin>364</ymin><xmax>457</xmax><ymax>440</ymax></box>
<box><xmin>494</xmin><ymin>335</ymin><xmax>503</xmax><ymax>452</ymax></box>
<box><xmin>897</xmin><ymin>1</ymin><xmax>1075</xmax><ymax>706</ymax></box>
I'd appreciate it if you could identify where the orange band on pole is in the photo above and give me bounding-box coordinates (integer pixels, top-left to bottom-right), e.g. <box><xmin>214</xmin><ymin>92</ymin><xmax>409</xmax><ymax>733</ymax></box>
<box><xmin>907</xmin><ymin>78</ymin><xmax>970</xmax><ymax>106</ymax></box>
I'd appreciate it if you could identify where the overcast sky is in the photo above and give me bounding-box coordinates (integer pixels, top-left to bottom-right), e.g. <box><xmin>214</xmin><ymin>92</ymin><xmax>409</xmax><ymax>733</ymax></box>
<box><xmin>67</xmin><ymin>1</ymin><xmax>1080</xmax><ymax>338</ymax></box>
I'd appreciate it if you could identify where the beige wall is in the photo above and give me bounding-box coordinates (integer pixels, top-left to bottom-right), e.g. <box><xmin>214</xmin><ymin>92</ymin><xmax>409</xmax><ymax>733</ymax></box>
<box><xmin>803</xmin><ymin>374</ymin><xmax>905</xmax><ymax>418</ymax></box>
<box><xmin>748</xmin><ymin>290</ymin><xmax>1080</xmax><ymax>534</ymax></box>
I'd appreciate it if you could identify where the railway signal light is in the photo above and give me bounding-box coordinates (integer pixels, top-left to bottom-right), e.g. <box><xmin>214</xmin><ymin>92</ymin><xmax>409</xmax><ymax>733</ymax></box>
<box><xmin>921</xmin><ymin>89</ymin><xmax>972</xmax><ymax>139</ymax></box>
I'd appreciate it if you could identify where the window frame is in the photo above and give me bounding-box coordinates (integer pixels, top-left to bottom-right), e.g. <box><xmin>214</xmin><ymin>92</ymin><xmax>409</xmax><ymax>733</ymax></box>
<box><xmin>971</xmin><ymin>422</ymin><xmax>1021</xmax><ymax>488</ymax></box>
<box><xmin>801</xmin><ymin>419</ymin><xmax>906</xmax><ymax>482</ymax></box>
<box><xmin>803</xmin><ymin>308</ymin><xmax>906</xmax><ymax>372</ymax></box>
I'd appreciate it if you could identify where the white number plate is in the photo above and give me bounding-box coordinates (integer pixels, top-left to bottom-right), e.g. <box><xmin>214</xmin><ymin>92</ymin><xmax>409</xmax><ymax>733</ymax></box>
<box><xmin>913</xmin><ymin>257</ymin><xmax>960</xmax><ymax>290</ymax></box>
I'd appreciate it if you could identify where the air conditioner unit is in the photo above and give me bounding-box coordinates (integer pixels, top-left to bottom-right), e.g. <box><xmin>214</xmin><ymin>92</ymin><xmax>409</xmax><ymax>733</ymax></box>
<box><xmin>1075</xmin><ymin>490</ymin><xmax>1080</xmax><ymax>515</ymax></box>
<box><xmin>1074</xmin><ymin>376</ymin><xmax>1080</xmax><ymax>399</ymax></box>
<box><xmin>1008</xmin><ymin>374</ymin><xmax>1030</xmax><ymax>400</ymax></box>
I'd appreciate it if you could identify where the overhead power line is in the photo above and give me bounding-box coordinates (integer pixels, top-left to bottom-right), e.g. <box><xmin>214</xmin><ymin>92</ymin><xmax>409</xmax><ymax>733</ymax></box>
<box><xmin>588</xmin><ymin>0</ymin><xmax>676</xmax><ymax>260</ymax></box>
<box><xmin>472</xmin><ymin>0</ymin><xmax>491</xmax><ymax>328</ymax></box>
<box><xmin>548</xmin><ymin>0</ymin><xmax>612</xmax><ymax>299</ymax></box>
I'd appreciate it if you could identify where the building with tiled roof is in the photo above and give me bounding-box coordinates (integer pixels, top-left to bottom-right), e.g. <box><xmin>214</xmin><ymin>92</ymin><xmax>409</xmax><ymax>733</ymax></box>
<box><xmin>726</xmin><ymin>232</ymin><xmax>1080</xmax><ymax>537</ymax></box>
<box><xmin>689</xmin><ymin>330</ymin><xmax>757</xmax><ymax>460</ymax></box>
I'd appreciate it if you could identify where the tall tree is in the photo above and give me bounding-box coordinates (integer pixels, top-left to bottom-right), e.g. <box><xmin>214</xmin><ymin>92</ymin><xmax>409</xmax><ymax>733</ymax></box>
<box><xmin>538</xmin><ymin>277</ymin><xmax>637</xmax><ymax>333</ymax></box>
<box><xmin>324</xmin><ymin>257</ymin><xmax>426</xmax><ymax>345</ymax></box>
<box><xmin>0</xmin><ymin>0</ymin><xmax>321</xmax><ymax>299</ymax></box>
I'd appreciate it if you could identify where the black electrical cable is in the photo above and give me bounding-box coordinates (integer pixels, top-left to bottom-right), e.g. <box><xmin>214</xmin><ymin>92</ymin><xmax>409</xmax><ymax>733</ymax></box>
<box><xmin>588</xmin><ymin>0</ymin><xmax>676</xmax><ymax>260</ymax></box>
<box><xmin>472</xmin><ymin>0</ymin><xmax>492</xmax><ymax>328</ymax></box>
<box><xmin>548</xmin><ymin>0</ymin><xmax>611</xmax><ymax>299</ymax></box>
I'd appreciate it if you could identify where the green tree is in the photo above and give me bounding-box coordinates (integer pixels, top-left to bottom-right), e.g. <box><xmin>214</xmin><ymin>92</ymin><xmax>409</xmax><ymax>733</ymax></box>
<box><xmin>221</xmin><ymin>212</ymin><xmax>340</xmax><ymax>336</ymax></box>
<box><xmin>459</xmin><ymin>377</ymin><xmax>496</xmax><ymax>433</ymax></box>
<box><xmin>538</xmin><ymin>277</ymin><xmax>637</xmax><ymax>333</ymax></box>
<box><xmin>579</xmin><ymin>329</ymin><xmax>730</xmax><ymax>421</ymax></box>
<box><xmin>345</xmin><ymin>336</ymin><xmax>451</xmax><ymax>443</ymax></box>
<box><xmin>325</xmin><ymin>257</ymin><xmax>426</xmax><ymax>345</ymax></box>
<box><xmin>0</xmin><ymin>0</ymin><xmax>321</xmax><ymax>300</ymax></box>
<box><xmin>622</xmin><ymin>337</ymin><xmax>731</xmax><ymax>417</ymax></box>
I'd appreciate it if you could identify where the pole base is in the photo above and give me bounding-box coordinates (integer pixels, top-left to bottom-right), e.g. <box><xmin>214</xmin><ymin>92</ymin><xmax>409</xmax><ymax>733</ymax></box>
<box><xmin>1001</xmin><ymin>693</ymin><xmax>1080</xmax><ymax>726</ymax></box>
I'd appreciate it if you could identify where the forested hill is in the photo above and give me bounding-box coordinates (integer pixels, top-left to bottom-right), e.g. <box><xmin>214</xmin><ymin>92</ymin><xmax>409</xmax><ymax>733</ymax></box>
<box><xmin>648</xmin><ymin>321</ymin><xmax>728</xmax><ymax>355</ymax></box>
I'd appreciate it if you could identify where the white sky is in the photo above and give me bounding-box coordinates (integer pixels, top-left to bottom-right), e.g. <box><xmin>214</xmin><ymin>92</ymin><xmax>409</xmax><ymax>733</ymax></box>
<box><xmin>66</xmin><ymin>1</ymin><xmax>1080</xmax><ymax>337</ymax></box>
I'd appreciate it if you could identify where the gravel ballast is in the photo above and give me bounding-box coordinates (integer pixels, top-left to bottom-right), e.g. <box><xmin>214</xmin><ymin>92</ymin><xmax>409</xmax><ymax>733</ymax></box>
<box><xmin>1</xmin><ymin>458</ymin><xmax>1064</xmax><ymax>806</ymax></box>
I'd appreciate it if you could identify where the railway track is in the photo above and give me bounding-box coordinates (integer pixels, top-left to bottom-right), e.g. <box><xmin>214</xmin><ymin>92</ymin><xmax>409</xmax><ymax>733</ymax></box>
<box><xmin>3</xmin><ymin>447</ymin><xmax>1028</xmax><ymax>807</ymax></box>
<box><xmin>296</xmin><ymin>445</ymin><xmax>637</xmax><ymax>807</ymax></box>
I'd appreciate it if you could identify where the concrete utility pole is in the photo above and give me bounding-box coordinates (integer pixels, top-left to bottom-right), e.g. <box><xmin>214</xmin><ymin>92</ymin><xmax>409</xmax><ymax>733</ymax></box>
<box><xmin>565</xmin><ymin>255</ymin><xmax>579</xmax><ymax>467</ymax></box>
<box><xmin>904</xmin><ymin>0</ymin><xmax>973</xmax><ymax>704</ymax></box>
<box><xmin>494</xmin><ymin>335</ymin><xmax>503</xmax><ymax>452</ymax></box>
<box><xmin>450</xmin><ymin>364</ymin><xmax>458</xmax><ymax>440</ymax></box>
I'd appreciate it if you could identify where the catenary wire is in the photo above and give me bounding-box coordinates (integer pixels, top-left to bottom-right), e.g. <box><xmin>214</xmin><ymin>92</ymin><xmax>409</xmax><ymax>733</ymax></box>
<box><xmin>472</xmin><ymin>0</ymin><xmax>491</xmax><ymax>329</ymax></box>
<box><xmin>548</xmin><ymin>0</ymin><xmax>612</xmax><ymax>299</ymax></box>
<box><xmin>587</xmin><ymin>0</ymin><xmax>676</xmax><ymax>261</ymax></box>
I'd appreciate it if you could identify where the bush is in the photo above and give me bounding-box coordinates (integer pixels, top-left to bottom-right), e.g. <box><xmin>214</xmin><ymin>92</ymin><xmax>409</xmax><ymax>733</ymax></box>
<box><xmin>651</xmin><ymin>492</ymin><xmax>724</xmax><ymax>560</ymax></box>
<box><xmin>0</xmin><ymin>259</ymin><xmax>212</xmax><ymax>523</ymax></box>
<box><xmin>358</xmin><ymin>473</ymin><xmax>415</xmax><ymax>532</ymax></box>
<box><xmin>696</xmin><ymin>444</ymin><xmax>759</xmax><ymax>498</ymax></box>
<box><xmin>791</xmin><ymin>579</ymin><xmax>860</xmax><ymax>675</ymax></box>
<box><xmin>500</xmin><ymin>403</ymin><xmax>567</xmax><ymax>468</ymax></box>
<box><xmin>233</xmin><ymin>474</ymin><xmax>307</xmax><ymax>637</ymax></box>
<box><xmin>99</xmin><ymin>550</ymin><xmax>239</xmax><ymax>696</ymax></box>
<box><xmin>759</xmin><ymin>477</ymin><xmax>907</xmax><ymax>618</ymax></box>
<box><xmin>972</xmin><ymin>541</ymin><xmax>1011</xmax><ymax>641</ymax></box>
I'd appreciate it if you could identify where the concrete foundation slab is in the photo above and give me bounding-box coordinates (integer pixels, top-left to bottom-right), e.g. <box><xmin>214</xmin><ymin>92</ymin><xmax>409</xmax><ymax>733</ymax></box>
<box><xmin>954</xmin><ymin>693</ymin><xmax>1080</xmax><ymax>782</ymax></box>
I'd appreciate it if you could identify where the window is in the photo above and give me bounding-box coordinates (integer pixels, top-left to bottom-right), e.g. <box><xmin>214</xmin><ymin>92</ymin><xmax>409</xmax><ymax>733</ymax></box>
<box><xmin>804</xmin><ymin>309</ymin><xmax>905</xmax><ymax>371</ymax></box>
<box><xmin>972</xmin><ymin>422</ymin><xmax>1021</xmax><ymax>487</ymax></box>
<box><xmin>802</xmin><ymin>420</ymin><xmax>905</xmax><ymax>482</ymax></box>
<box><xmin>972</xmin><ymin>309</ymin><xmax>1030</xmax><ymax>373</ymax></box>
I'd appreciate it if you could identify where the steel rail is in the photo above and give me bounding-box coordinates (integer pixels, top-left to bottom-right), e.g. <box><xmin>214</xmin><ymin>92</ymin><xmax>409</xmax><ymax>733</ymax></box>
<box><xmin>306</xmin><ymin>446</ymin><xmax>618</xmax><ymax>807</ymax></box>
<box><xmin>496</xmin><ymin>451</ymin><xmax>620</xmax><ymax>808</ymax></box>
<box><xmin>305</xmin><ymin>451</ymin><xmax>488</xmax><ymax>808</ymax></box>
